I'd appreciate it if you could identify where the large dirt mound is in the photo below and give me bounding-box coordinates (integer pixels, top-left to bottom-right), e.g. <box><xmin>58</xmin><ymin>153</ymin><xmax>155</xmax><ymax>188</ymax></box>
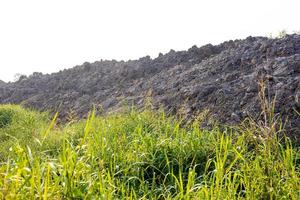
<box><xmin>1</xmin><ymin>34</ymin><xmax>300</xmax><ymax>139</ymax></box>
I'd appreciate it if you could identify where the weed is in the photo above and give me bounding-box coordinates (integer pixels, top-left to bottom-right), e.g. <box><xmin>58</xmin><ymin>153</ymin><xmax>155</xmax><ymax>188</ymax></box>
<box><xmin>0</xmin><ymin>105</ymin><xmax>299</xmax><ymax>199</ymax></box>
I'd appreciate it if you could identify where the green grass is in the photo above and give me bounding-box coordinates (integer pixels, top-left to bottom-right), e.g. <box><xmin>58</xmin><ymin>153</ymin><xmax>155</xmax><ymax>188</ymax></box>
<box><xmin>0</xmin><ymin>104</ymin><xmax>299</xmax><ymax>199</ymax></box>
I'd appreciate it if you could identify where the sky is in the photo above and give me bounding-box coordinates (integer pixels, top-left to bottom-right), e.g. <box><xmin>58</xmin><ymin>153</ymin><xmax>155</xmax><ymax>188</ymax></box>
<box><xmin>0</xmin><ymin>0</ymin><xmax>299</xmax><ymax>82</ymax></box>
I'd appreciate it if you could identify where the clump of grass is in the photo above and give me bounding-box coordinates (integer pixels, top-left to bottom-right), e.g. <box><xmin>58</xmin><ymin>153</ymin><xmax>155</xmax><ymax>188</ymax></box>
<box><xmin>0</xmin><ymin>105</ymin><xmax>66</xmax><ymax>160</ymax></box>
<box><xmin>0</xmin><ymin>105</ymin><xmax>48</xmax><ymax>159</ymax></box>
<box><xmin>0</xmin><ymin>107</ymin><xmax>15</xmax><ymax>128</ymax></box>
<box><xmin>0</xmin><ymin>105</ymin><xmax>299</xmax><ymax>199</ymax></box>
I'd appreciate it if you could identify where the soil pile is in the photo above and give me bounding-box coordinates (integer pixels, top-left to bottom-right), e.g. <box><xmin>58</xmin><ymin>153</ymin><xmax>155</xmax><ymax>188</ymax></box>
<box><xmin>1</xmin><ymin>34</ymin><xmax>300</xmax><ymax>139</ymax></box>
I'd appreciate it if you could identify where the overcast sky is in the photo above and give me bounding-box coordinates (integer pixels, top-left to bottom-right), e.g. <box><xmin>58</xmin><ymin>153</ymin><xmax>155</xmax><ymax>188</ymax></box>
<box><xmin>0</xmin><ymin>0</ymin><xmax>299</xmax><ymax>82</ymax></box>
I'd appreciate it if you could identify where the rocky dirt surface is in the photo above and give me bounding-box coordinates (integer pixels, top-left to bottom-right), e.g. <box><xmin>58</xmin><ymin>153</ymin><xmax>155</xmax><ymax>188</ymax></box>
<box><xmin>1</xmin><ymin>34</ymin><xmax>300</xmax><ymax>140</ymax></box>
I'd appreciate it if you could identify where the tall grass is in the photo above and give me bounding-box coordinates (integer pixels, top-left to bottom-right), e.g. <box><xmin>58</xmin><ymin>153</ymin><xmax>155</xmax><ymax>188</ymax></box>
<box><xmin>0</xmin><ymin>105</ymin><xmax>299</xmax><ymax>199</ymax></box>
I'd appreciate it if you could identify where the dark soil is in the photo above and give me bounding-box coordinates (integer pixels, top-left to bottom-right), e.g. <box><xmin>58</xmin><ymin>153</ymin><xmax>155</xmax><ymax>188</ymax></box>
<box><xmin>1</xmin><ymin>34</ymin><xmax>300</xmax><ymax>140</ymax></box>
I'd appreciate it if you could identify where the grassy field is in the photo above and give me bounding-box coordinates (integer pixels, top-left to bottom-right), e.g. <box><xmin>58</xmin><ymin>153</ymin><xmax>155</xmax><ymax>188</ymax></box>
<box><xmin>0</xmin><ymin>104</ymin><xmax>299</xmax><ymax>199</ymax></box>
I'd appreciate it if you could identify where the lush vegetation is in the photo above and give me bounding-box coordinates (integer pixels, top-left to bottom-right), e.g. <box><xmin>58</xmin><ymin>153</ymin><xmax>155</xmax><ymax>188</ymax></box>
<box><xmin>0</xmin><ymin>104</ymin><xmax>299</xmax><ymax>199</ymax></box>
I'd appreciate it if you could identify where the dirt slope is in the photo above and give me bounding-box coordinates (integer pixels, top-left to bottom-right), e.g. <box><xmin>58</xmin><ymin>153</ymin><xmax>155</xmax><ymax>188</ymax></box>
<box><xmin>1</xmin><ymin>34</ymin><xmax>300</xmax><ymax>139</ymax></box>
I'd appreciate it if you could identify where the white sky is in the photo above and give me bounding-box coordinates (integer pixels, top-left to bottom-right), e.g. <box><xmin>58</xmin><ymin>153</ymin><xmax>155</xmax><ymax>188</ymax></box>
<box><xmin>0</xmin><ymin>0</ymin><xmax>299</xmax><ymax>82</ymax></box>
